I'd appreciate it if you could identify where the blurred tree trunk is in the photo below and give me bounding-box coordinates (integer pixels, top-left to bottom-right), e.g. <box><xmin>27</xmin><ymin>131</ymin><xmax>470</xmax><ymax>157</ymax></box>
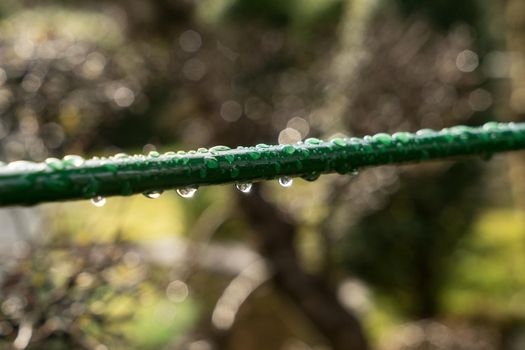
<box><xmin>504</xmin><ymin>0</ymin><xmax>525</xmax><ymax>212</ymax></box>
<box><xmin>237</xmin><ymin>188</ymin><xmax>369</xmax><ymax>350</ymax></box>
<box><xmin>505</xmin><ymin>0</ymin><xmax>525</xmax><ymax>121</ymax></box>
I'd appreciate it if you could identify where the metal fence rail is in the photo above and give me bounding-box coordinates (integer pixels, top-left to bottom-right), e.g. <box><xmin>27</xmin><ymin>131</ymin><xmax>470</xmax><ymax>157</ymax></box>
<box><xmin>0</xmin><ymin>122</ymin><xmax>524</xmax><ymax>206</ymax></box>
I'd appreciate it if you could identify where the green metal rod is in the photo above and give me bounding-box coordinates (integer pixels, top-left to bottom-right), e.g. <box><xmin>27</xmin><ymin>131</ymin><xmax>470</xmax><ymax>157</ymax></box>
<box><xmin>0</xmin><ymin>122</ymin><xmax>524</xmax><ymax>207</ymax></box>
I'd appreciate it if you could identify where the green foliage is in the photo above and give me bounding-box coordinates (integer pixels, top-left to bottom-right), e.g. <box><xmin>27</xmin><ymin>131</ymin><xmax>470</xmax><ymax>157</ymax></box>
<box><xmin>225</xmin><ymin>0</ymin><xmax>343</xmax><ymax>32</ymax></box>
<box><xmin>394</xmin><ymin>0</ymin><xmax>481</xmax><ymax>29</ymax></box>
<box><xmin>339</xmin><ymin>162</ymin><xmax>484</xmax><ymax>317</ymax></box>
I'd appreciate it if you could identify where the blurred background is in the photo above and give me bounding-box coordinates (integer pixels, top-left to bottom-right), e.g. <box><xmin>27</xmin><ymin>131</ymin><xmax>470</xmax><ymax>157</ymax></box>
<box><xmin>1</xmin><ymin>0</ymin><xmax>525</xmax><ymax>349</ymax></box>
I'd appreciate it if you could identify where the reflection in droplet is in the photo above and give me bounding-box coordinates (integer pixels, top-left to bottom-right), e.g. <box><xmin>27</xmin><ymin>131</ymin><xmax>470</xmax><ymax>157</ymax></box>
<box><xmin>143</xmin><ymin>190</ymin><xmax>163</xmax><ymax>199</ymax></box>
<box><xmin>278</xmin><ymin>177</ymin><xmax>293</xmax><ymax>188</ymax></box>
<box><xmin>91</xmin><ymin>196</ymin><xmax>106</xmax><ymax>207</ymax></box>
<box><xmin>176</xmin><ymin>186</ymin><xmax>198</xmax><ymax>198</ymax></box>
<box><xmin>236</xmin><ymin>183</ymin><xmax>252</xmax><ymax>193</ymax></box>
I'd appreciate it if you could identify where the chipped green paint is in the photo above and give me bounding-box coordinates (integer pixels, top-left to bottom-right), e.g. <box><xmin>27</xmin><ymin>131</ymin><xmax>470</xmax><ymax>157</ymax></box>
<box><xmin>0</xmin><ymin>122</ymin><xmax>524</xmax><ymax>206</ymax></box>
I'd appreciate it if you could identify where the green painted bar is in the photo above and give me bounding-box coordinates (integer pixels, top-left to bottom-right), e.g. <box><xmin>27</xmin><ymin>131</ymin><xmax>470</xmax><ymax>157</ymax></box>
<box><xmin>0</xmin><ymin>122</ymin><xmax>524</xmax><ymax>206</ymax></box>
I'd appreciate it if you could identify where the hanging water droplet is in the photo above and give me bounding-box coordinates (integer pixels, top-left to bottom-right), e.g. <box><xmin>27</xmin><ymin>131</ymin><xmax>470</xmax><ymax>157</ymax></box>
<box><xmin>144</xmin><ymin>190</ymin><xmax>163</xmax><ymax>199</ymax></box>
<box><xmin>91</xmin><ymin>196</ymin><xmax>106</xmax><ymax>207</ymax></box>
<box><xmin>302</xmin><ymin>172</ymin><xmax>320</xmax><ymax>182</ymax></box>
<box><xmin>176</xmin><ymin>186</ymin><xmax>198</xmax><ymax>198</ymax></box>
<box><xmin>278</xmin><ymin>176</ymin><xmax>293</xmax><ymax>188</ymax></box>
<box><xmin>236</xmin><ymin>183</ymin><xmax>253</xmax><ymax>193</ymax></box>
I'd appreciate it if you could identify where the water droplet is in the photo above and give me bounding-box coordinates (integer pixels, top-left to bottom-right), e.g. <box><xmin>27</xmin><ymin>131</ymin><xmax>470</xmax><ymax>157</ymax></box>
<box><xmin>91</xmin><ymin>196</ymin><xmax>106</xmax><ymax>207</ymax></box>
<box><xmin>248</xmin><ymin>151</ymin><xmax>261</xmax><ymax>160</ymax></box>
<box><xmin>416</xmin><ymin>129</ymin><xmax>435</xmax><ymax>136</ymax></box>
<box><xmin>204</xmin><ymin>156</ymin><xmax>219</xmax><ymax>169</ymax></box>
<box><xmin>482</xmin><ymin>121</ymin><xmax>499</xmax><ymax>131</ymax></box>
<box><xmin>45</xmin><ymin>157</ymin><xmax>64</xmax><ymax>171</ymax></box>
<box><xmin>114</xmin><ymin>153</ymin><xmax>129</xmax><ymax>159</ymax></box>
<box><xmin>392</xmin><ymin>132</ymin><xmax>411</xmax><ymax>143</ymax></box>
<box><xmin>235</xmin><ymin>183</ymin><xmax>252</xmax><ymax>193</ymax></box>
<box><xmin>330</xmin><ymin>138</ymin><xmax>346</xmax><ymax>147</ymax></box>
<box><xmin>278</xmin><ymin>176</ymin><xmax>293</xmax><ymax>187</ymax></box>
<box><xmin>256</xmin><ymin>143</ymin><xmax>270</xmax><ymax>149</ymax></box>
<box><xmin>372</xmin><ymin>133</ymin><xmax>392</xmax><ymax>146</ymax></box>
<box><xmin>63</xmin><ymin>155</ymin><xmax>85</xmax><ymax>167</ymax></box>
<box><xmin>148</xmin><ymin>151</ymin><xmax>160</xmax><ymax>158</ymax></box>
<box><xmin>350</xmin><ymin>168</ymin><xmax>359</xmax><ymax>176</ymax></box>
<box><xmin>450</xmin><ymin>125</ymin><xmax>471</xmax><ymax>133</ymax></box>
<box><xmin>305</xmin><ymin>137</ymin><xmax>323</xmax><ymax>145</ymax></box>
<box><xmin>164</xmin><ymin>151</ymin><xmax>176</xmax><ymax>156</ymax></box>
<box><xmin>302</xmin><ymin>172</ymin><xmax>320</xmax><ymax>182</ymax></box>
<box><xmin>144</xmin><ymin>190</ymin><xmax>163</xmax><ymax>199</ymax></box>
<box><xmin>210</xmin><ymin>145</ymin><xmax>231</xmax><ymax>152</ymax></box>
<box><xmin>282</xmin><ymin>145</ymin><xmax>296</xmax><ymax>155</ymax></box>
<box><xmin>176</xmin><ymin>186</ymin><xmax>198</xmax><ymax>198</ymax></box>
<box><xmin>198</xmin><ymin>147</ymin><xmax>208</xmax><ymax>153</ymax></box>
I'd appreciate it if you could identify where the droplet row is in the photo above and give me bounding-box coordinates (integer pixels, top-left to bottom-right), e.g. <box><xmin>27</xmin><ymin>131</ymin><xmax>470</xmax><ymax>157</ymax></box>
<box><xmin>90</xmin><ymin>176</ymin><xmax>305</xmax><ymax>207</ymax></box>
